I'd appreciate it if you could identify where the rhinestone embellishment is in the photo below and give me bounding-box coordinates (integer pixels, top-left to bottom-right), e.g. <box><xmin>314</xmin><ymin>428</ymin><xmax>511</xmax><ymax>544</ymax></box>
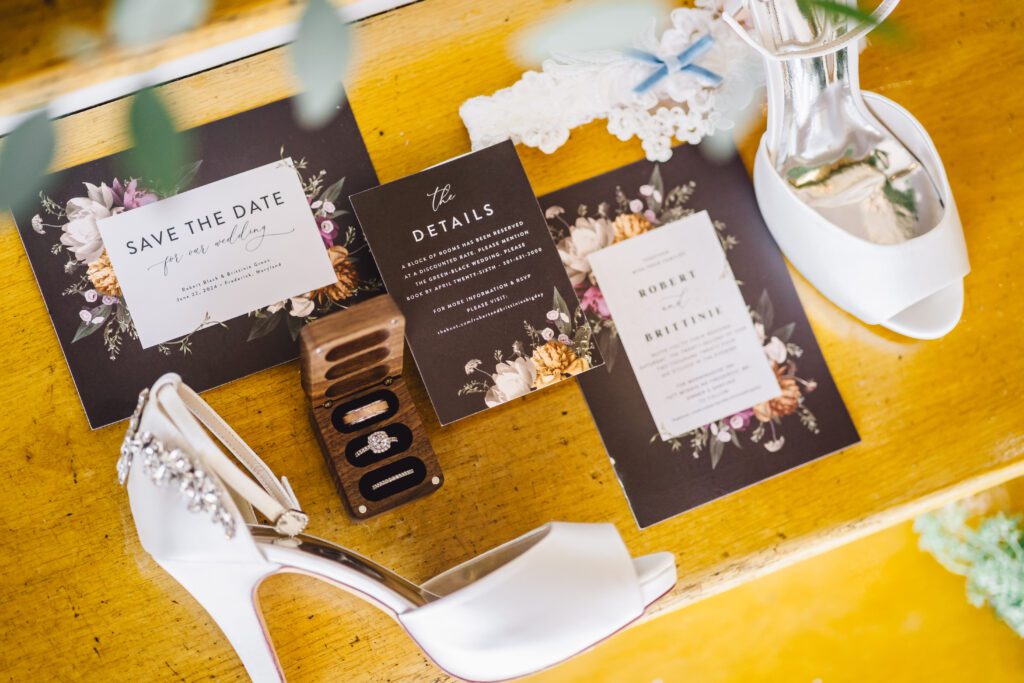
<box><xmin>117</xmin><ymin>388</ymin><xmax>236</xmax><ymax>538</ymax></box>
<box><xmin>366</xmin><ymin>430</ymin><xmax>393</xmax><ymax>454</ymax></box>
<box><xmin>117</xmin><ymin>388</ymin><xmax>149</xmax><ymax>486</ymax></box>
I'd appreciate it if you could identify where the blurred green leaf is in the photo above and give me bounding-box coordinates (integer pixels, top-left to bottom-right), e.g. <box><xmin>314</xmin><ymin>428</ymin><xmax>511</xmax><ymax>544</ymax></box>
<box><xmin>290</xmin><ymin>0</ymin><xmax>353</xmax><ymax>128</ymax></box>
<box><xmin>515</xmin><ymin>0</ymin><xmax>669</xmax><ymax>64</ymax></box>
<box><xmin>127</xmin><ymin>87</ymin><xmax>192</xmax><ymax>193</ymax></box>
<box><xmin>797</xmin><ymin>0</ymin><xmax>902</xmax><ymax>39</ymax></box>
<box><xmin>0</xmin><ymin>111</ymin><xmax>55</xmax><ymax>214</ymax></box>
<box><xmin>110</xmin><ymin>0</ymin><xmax>210</xmax><ymax>47</ymax></box>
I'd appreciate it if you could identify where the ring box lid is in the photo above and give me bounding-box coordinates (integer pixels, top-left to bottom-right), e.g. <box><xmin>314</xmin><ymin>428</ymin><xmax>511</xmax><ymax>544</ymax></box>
<box><xmin>299</xmin><ymin>295</ymin><xmax>406</xmax><ymax>406</ymax></box>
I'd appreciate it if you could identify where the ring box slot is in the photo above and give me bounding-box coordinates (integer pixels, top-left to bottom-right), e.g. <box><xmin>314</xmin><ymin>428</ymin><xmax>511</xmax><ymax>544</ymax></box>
<box><xmin>326</xmin><ymin>367</ymin><xmax>392</xmax><ymax>400</ymax></box>
<box><xmin>299</xmin><ymin>295</ymin><xmax>443</xmax><ymax>519</ymax></box>
<box><xmin>346</xmin><ymin>423</ymin><xmax>413</xmax><ymax>467</ymax></box>
<box><xmin>359</xmin><ymin>457</ymin><xmax>427</xmax><ymax>501</ymax></box>
<box><xmin>325</xmin><ymin>348</ymin><xmax>390</xmax><ymax>379</ymax></box>
<box><xmin>331</xmin><ymin>389</ymin><xmax>399</xmax><ymax>433</ymax></box>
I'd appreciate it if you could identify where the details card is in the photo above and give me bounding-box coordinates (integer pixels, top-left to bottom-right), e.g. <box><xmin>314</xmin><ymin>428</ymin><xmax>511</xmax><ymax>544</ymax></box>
<box><xmin>97</xmin><ymin>158</ymin><xmax>336</xmax><ymax>348</ymax></box>
<box><xmin>588</xmin><ymin>211</ymin><xmax>780</xmax><ymax>440</ymax></box>
<box><xmin>350</xmin><ymin>141</ymin><xmax>601</xmax><ymax>425</ymax></box>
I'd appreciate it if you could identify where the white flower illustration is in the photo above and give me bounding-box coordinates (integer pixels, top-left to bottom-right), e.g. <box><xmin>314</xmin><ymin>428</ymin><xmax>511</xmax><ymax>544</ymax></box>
<box><xmin>464</xmin><ymin>359</ymin><xmax>482</xmax><ymax>375</ymax></box>
<box><xmin>764</xmin><ymin>437</ymin><xmax>786</xmax><ymax>453</ymax></box>
<box><xmin>483</xmin><ymin>357</ymin><xmax>537</xmax><ymax>407</ymax></box>
<box><xmin>60</xmin><ymin>190</ymin><xmax>115</xmax><ymax>264</ymax></box>
<box><xmin>289</xmin><ymin>296</ymin><xmax>315</xmax><ymax>317</ymax></box>
<box><xmin>763</xmin><ymin>336</ymin><xmax>788</xmax><ymax>364</ymax></box>
<box><xmin>541</xmin><ymin>327</ymin><xmax>555</xmax><ymax>341</ymax></box>
<box><xmin>555</xmin><ymin>216</ymin><xmax>615</xmax><ymax>286</ymax></box>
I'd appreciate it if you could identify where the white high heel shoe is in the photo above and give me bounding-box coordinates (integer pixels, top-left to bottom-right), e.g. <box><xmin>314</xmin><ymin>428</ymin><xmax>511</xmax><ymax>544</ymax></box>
<box><xmin>118</xmin><ymin>373</ymin><xmax>676</xmax><ymax>682</ymax></box>
<box><xmin>724</xmin><ymin>0</ymin><xmax>970</xmax><ymax>339</ymax></box>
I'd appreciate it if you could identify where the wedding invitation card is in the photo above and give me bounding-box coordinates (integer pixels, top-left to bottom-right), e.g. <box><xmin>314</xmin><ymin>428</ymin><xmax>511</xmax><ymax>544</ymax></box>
<box><xmin>588</xmin><ymin>212</ymin><xmax>780</xmax><ymax>440</ymax></box>
<box><xmin>97</xmin><ymin>159</ymin><xmax>336</xmax><ymax>348</ymax></box>
<box><xmin>13</xmin><ymin>96</ymin><xmax>382</xmax><ymax>428</ymax></box>
<box><xmin>351</xmin><ymin>141</ymin><xmax>601</xmax><ymax>425</ymax></box>
<box><xmin>538</xmin><ymin>145</ymin><xmax>860</xmax><ymax>527</ymax></box>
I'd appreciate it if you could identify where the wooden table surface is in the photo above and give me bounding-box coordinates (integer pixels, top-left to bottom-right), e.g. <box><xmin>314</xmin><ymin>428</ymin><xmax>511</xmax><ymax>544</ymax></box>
<box><xmin>1</xmin><ymin>1</ymin><xmax>1022</xmax><ymax>680</ymax></box>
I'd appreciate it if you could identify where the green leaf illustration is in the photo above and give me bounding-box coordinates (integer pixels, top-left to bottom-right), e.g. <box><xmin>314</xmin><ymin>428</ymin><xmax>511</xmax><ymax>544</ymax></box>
<box><xmin>709</xmin><ymin>435</ymin><xmax>724</xmax><ymax>470</ymax></box>
<box><xmin>72</xmin><ymin>304</ymin><xmax>112</xmax><ymax>343</ymax></box>
<box><xmin>647</xmin><ymin>165</ymin><xmax>664</xmax><ymax>212</ymax></box>
<box><xmin>285</xmin><ymin>311</ymin><xmax>305</xmax><ymax>341</ymax></box>
<box><xmin>320</xmin><ymin>176</ymin><xmax>347</xmax><ymax>205</ymax></box>
<box><xmin>551</xmin><ymin>287</ymin><xmax>573</xmax><ymax>335</ymax></box>
<box><xmin>290</xmin><ymin>0</ymin><xmax>353</xmax><ymax>128</ymax></box>
<box><xmin>247</xmin><ymin>309</ymin><xmax>284</xmax><ymax>341</ymax></box>
<box><xmin>0</xmin><ymin>111</ymin><xmax>55</xmax><ymax>214</ymax></box>
<box><xmin>756</xmin><ymin>290</ymin><xmax>774</xmax><ymax>331</ymax></box>
<box><xmin>772</xmin><ymin>321</ymin><xmax>796</xmax><ymax>344</ymax></box>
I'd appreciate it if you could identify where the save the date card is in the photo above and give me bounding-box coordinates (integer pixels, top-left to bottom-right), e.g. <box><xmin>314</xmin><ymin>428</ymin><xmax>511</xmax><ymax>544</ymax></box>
<box><xmin>14</xmin><ymin>97</ymin><xmax>382</xmax><ymax>428</ymax></box>
<box><xmin>351</xmin><ymin>141</ymin><xmax>602</xmax><ymax>425</ymax></box>
<box><xmin>538</xmin><ymin>145</ymin><xmax>860</xmax><ymax>528</ymax></box>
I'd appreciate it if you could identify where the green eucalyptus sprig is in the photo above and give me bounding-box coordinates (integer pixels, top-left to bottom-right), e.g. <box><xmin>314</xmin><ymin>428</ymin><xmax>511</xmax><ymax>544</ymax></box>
<box><xmin>916</xmin><ymin>503</ymin><xmax>1024</xmax><ymax>637</ymax></box>
<box><xmin>0</xmin><ymin>0</ymin><xmax>353</xmax><ymax>213</ymax></box>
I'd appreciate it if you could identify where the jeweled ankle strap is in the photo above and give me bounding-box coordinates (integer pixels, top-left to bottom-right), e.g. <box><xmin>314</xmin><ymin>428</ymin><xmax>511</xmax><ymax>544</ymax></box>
<box><xmin>723</xmin><ymin>0</ymin><xmax>899</xmax><ymax>61</ymax></box>
<box><xmin>118</xmin><ymin>376</ymin><xmax>308</xmax><ymax>538</ymax></box>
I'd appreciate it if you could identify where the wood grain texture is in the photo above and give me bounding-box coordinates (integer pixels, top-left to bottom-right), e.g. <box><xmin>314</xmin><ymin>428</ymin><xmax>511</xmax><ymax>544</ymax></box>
<box><xmin>300</xmin><ymin>297</ymin><xmax>443</xmax><ymax>519</ymax></box>
<box><xmin>299</xmin><ymin>294</ymin><xmax>405</xmax><ymax>404</ymax></box>
<box><xmin>0</xmin><ymin>0</ymin><xmax>363</xmax><ymax>119</ymax></box>
<box><xmin>0</xmin><ymin>0</ymin><xmax>1022</xmax><ymax>681</ymax></box>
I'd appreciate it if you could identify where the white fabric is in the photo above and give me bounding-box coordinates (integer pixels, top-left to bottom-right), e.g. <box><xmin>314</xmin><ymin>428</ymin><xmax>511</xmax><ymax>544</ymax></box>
<box><xmin>459</xmin><ymin>1</ymin><xmax>757</xmax><ymax>162</ymax></box>
<box><xmin>400</xmin><ymin>522</ymin><xmax>646</xmax><ymax>682</ymax></box>
<box><xmin>752</xmin><ymin>93</ymin><xmax>969</xmax><ymax>331</ymax></box>
<box><xmin>153</xmin><ymin>377</ymin><xmax>299</xmax><ymax>521</ymax></box>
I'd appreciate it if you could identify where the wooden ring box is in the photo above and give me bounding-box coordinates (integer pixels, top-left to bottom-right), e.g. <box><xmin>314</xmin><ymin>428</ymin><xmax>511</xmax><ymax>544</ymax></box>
<box><xmin>298</xmin><ymin>295</ymin><xmax>443</xmax><ymax>519</ymax></box>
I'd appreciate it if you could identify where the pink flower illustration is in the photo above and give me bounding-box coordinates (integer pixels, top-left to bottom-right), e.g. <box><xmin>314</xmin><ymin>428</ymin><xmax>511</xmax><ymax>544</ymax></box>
<box><xmin>727</xmin><ymin>410</ymin><xmax>754</xmax><ymax>432</ymax></box>
<box><xmin>580</xmin><ymin>285</ymin><xmax>611</xmax><ymax>319</ymax></box>
<box><xmin>112</xmin><ymin>178</ymin><xmax>158</xmax><ymax>210</ymax></box>
<box><xmin>316</xmin><ymin>215</ymin><xmax>338</xmax><ymax>248</ymax></box>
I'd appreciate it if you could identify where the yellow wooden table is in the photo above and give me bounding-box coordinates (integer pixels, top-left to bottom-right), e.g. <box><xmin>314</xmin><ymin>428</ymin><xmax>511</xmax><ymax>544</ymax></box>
<box><xmin>1</xmin><ymin>1</ymin><xmax>1022</xmax><ymax>680</ymax></box>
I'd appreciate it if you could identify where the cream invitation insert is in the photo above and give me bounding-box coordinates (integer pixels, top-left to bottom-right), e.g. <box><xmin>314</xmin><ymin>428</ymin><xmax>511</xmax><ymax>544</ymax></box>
<box><xmin>588</xmin><ymin>211</ymin><xmax>780</xmax><ymax>440</ymax></box>
<box><xmin>97</xmin><ymin>158</ymin><xmax>336</xmax><ymax>348</ymax></box>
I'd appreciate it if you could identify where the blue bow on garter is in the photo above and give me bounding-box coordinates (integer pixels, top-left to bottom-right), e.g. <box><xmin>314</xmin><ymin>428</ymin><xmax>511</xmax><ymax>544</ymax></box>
<box><xmin>626</xmin><ymin>34</ymin><xmax>723</xmax><ymax>94</ymax></box>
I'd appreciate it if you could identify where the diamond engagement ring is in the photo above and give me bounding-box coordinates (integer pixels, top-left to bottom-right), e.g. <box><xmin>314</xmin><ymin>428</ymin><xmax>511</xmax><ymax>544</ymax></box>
<box><xmin>356</xmin><ymin>430</ymin><xmax>398</xmax><ymax>457</ymax></box>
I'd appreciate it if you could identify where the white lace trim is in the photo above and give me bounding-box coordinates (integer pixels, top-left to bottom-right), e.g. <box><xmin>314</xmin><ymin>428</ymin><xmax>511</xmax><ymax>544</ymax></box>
<box><xmin>459</xmin><ymin>2</ymin><xmax>759</xmax><ymax>162</ymax></box>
